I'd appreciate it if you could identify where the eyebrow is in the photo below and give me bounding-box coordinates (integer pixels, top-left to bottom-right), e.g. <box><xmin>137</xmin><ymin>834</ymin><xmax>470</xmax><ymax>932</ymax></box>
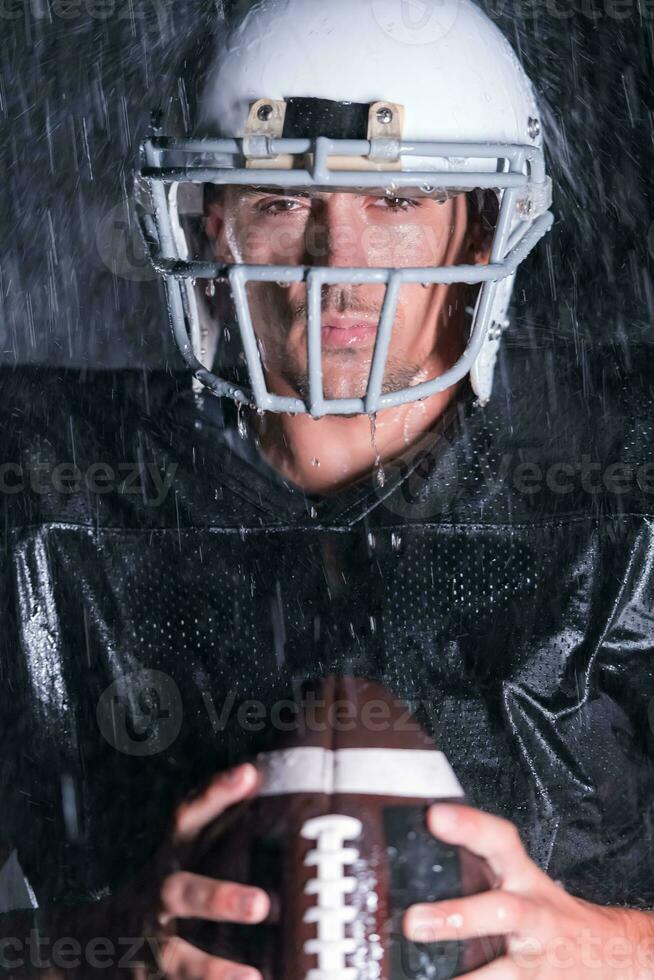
<box><xmin>236</xmin><ymin>186</ymin><xmax>315</xmax><ymax>199</ymax></box>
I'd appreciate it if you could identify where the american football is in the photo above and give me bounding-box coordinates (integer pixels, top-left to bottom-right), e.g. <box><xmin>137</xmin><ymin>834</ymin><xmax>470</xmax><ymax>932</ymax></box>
<box><xmin>180</xmin><ymin>676</ymin><xmax>504</xmax><ymax>979</ymax></box>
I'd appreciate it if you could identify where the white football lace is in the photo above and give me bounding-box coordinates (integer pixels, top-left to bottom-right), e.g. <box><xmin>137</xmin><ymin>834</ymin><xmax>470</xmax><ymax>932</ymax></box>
<box><xmin>301</xmin><ymin>814</ymin><xmax>363</xmax><ymax>980</ymax></box>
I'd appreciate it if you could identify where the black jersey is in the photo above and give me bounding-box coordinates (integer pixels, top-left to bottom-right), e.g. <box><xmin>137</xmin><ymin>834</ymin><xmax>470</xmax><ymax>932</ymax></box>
<box><xmin>1</xmin><ymin>337</ymin><xmax>654</xmax><ymax>915</ymax></box>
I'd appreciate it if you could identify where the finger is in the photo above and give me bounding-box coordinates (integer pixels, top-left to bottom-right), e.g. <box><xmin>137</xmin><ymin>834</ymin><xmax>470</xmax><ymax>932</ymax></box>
<box><xmin>426</xmin><ymin>805</ymin><xmax>538</xmax><ymax>886</ymax></box>
<box><xmin>158</xmin><ymin>935</ymin><xmax>262</xmax><ymax>980</ymax></box>
<box><xmin>160</xmin><ymin>872</ymin><xmax>270</xmax><ymax>924</ymax></box>
<box><xmin>404</xmin><ymin>890</ymin><xmax>532</xmax><ymax>943</ymax></box>
<box><xmin>174</xmin><ymin>764</ymin><xmax>259</xmax><ymax>843</ymax></box>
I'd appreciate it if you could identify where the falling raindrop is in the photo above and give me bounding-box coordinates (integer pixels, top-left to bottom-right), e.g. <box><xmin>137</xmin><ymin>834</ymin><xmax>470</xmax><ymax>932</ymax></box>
<box><xmin>237</xmin><ymin>403</ymin><xmax>248</xmax><ymax>439</ymax></box>
<box><xmin>205</xmin><ymin>279</ymin><xmax>215</xmax><ymax>298</ymax></box>
<box><xmin>270</xmin><ymin>581</ymin><xmax>286</xmax><ymax>668</ymax></box>
<box><xmin>368</xmin><ymin>412</ymin><xmax>386</xmax><ymax>489</ymax></box>
<box><xmin>60</xmin><ymin>773</ymin><xmax>80</xmax><ymax>841</ymax></box>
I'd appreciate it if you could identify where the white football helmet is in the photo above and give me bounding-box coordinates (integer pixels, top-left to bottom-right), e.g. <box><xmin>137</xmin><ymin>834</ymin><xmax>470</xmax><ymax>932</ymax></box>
<box><xmin>136</xmin><ymin>0</ymin><xmax>553</xmax><ymax>416</ymax></box>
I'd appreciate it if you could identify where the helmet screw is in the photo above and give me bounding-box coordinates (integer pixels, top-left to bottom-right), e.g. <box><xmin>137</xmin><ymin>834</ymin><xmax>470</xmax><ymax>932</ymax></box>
<box><xmin>528</xmin><ymin>116</ymin><xmax>541</xmax><ymax>139</ymax></box>
<box><xmin>257</xmin><ymin>104</ymin><xmax>274</xmax><ymax>122</ymax></box>
<box><xmin>376</xmin><ymin>106</ymin><xmax>394</xmax><ymax>125</ymax></box>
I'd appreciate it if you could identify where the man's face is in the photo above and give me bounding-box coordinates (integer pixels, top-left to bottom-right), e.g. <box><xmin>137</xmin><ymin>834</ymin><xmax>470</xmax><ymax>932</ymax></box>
<box><xmin>206</xmin><ymin>186</ymin><xmax>491</xmax><ymax>402</ymax></box>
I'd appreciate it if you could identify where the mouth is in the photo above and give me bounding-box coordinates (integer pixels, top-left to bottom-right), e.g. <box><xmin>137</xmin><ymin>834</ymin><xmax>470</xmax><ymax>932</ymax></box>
<box><xmin>320</xmin><ymin>314</ymin><xmax>379</xmax><ymax>350</ymax></box>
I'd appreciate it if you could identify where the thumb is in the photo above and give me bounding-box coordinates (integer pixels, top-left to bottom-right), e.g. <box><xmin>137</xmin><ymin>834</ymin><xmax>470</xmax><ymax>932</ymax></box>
<box><xmin>173</xmin><ymin>763</ymin><xmax>259</xmax><ymax>844</ymax></box>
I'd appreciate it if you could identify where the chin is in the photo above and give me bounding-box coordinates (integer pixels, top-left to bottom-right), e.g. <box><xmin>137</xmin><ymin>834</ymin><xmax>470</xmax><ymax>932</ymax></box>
<box><xmin>317</xmin><ymin>367</ymin><xmax>373</xmax><ymax>401</ymax></box>
<box><xmin>276</xmin><ymin>354</ymin><xmax>370</xmax><ymax>403</ymax></box>
<box><xmin>278</xmin><ymin>349</ymin><xmax>425</xmax><ymax>404</ymax></box>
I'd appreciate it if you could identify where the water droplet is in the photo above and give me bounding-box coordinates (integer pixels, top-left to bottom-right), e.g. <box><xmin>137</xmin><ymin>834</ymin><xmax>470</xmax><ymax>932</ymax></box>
<box><xmin>368</xmin><ymin>412</ymin><xmax>386</xmax><ymax>487</ymax></box>
<box><xmin>311</xmin><ymin>457</ymin><xmax>320</xmax><ymax>468</ymax></box>
<box><xmin>237</xmin><ymin>404</ymin><xmax>248</xmax><ymax>439</ymax></box>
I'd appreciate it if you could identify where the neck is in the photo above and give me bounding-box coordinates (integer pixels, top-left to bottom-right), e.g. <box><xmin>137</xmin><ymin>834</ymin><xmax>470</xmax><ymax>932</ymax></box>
<box><xmin>251</xmin><ymin>382</ymin><xmax>464</xmax><ymax>495</ymax></box>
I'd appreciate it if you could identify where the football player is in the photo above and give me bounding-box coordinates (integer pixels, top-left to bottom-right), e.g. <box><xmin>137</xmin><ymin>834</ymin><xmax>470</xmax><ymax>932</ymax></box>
<box><xmin>1</xmin><ymin>0</ymin><xmax>653</xmax><ymax>978</ymax></box>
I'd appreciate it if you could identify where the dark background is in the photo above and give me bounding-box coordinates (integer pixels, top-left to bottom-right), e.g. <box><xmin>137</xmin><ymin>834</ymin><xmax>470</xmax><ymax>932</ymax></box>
<box><xmin>1</xmin><ymin>0</ymin><xmax>652</xmax><ymax>368</ymax></box>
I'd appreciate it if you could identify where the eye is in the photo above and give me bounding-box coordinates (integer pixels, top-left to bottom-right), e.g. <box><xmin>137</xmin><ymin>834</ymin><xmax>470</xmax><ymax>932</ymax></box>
<box><xmin>375</xmin><ymin>196</ymin><xmax>422</xmax><ymax>212</ymax></box>
<box><xmin>257</xmin><ymin>197</ymin><xmax>308</xmax><ymax>216</ymax></box>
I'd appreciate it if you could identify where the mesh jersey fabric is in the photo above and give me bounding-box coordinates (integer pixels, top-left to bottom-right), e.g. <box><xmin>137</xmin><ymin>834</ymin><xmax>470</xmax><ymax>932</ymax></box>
<box><xmin>0</xmin><ymin>337</ymin><xmax>653</xmax><ymax>914</ymax></box>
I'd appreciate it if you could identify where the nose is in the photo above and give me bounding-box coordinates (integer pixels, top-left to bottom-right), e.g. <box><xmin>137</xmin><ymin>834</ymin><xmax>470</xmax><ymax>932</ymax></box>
<box><xmin>307</xmin><ymin>194</ymin><xmax>368</xmax><ymax>268</ymax></box>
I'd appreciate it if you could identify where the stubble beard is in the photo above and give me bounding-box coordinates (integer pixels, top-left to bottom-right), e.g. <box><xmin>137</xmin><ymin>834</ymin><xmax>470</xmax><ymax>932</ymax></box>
<box><xmin>280</xmin><ymin>347</ymin><xmax>425</xmax><ymax>402</ymax></box>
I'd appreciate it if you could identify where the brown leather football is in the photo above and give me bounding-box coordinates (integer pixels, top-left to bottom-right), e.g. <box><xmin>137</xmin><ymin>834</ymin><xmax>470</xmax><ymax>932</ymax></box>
<box><xmin>180</xmin><ymin>676</ymin><xmax>504</xmax><ymax>978</ymax></box>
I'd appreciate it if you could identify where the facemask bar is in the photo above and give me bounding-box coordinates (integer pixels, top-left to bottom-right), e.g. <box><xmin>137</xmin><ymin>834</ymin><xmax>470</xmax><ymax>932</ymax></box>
<box><xmin>136</xmin><ymin>135</ymin><xmax>553</xmax><ymax>416</ymax></box>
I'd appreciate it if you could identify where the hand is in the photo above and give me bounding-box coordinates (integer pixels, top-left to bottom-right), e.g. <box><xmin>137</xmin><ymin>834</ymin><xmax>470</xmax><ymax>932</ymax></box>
<box><xmin>132</xmin><ymin>762</ymin><xmax>269</xmax><ymax>980</ymax></box>
<box><xmin>402</xmin><ymin>804</ymin><xmax>654</xmax><ymax>979</ymax></box>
